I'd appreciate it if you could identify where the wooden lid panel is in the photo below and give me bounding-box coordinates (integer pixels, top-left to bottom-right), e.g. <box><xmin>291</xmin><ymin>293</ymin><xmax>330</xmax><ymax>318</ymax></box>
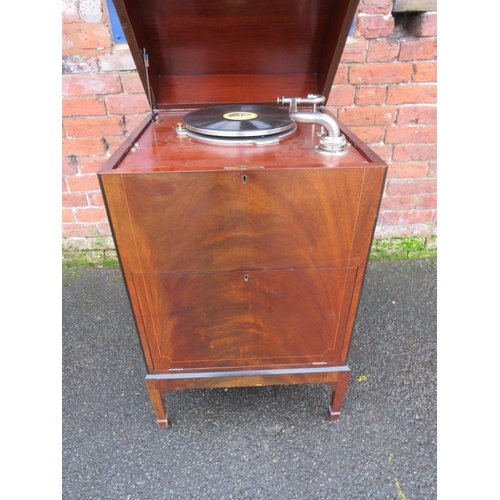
<box><xmin>115</xmin><ymin>0</ymin><xmax>359</xmax><ymax>106</ymax></box>
<box><xmin>157</xmin><ymin>74</ymin><xmax>319</xmax><ymax>106</ymax></box>
<box><xmin>135</xmin><ymin>0</ymin><xmax>335</xmax><ymax>76</ymax></box>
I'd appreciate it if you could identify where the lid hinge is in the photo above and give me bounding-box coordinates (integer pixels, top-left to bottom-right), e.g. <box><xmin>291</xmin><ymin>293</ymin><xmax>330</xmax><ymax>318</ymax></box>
<box><xmin>141</xmin><ymin>48</ymin><xmax>160</xmax><ymax>122</ymax></box>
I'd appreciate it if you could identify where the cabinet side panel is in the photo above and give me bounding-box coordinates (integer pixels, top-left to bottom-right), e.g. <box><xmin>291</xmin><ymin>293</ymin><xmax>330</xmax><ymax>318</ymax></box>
<box><xmin>341</xmin><ymin>166</ymin><xmax>387</xmax><ymax>363</ymax></box>
<box><xmin>99</xmin><ymin>174</ymin><xmax>156</xmax><ymax>370</ymax></box>
<box><xmin>349</xmin><ymin>167</ymin><xmax>387</xmax><ymax>267</ymax></box>
<box><xmin>99</xmin><ymin>175</ymin><xmax>143</xmax><ymax>273</ymax></box>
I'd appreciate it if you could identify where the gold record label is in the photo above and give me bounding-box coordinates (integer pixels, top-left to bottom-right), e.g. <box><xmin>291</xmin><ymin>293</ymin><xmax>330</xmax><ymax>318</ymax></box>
<box><xmin>223</xmin><ymin>111</ymin><xmax>258</xmax><ymax>121</ymax></box>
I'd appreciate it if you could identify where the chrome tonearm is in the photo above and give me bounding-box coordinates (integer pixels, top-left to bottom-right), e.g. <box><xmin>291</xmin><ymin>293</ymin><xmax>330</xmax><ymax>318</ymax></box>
<box><xmin>277</xmin><ymin>94</ymin><xmax>348</xmax><ymax>155</ymax></box>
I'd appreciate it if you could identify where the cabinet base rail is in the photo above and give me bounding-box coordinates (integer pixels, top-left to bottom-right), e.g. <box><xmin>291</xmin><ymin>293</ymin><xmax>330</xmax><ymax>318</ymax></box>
<box><xmin>145</xmin><ymin>365</ymin><xmax>351</xmax><ymax>427</ymax></box>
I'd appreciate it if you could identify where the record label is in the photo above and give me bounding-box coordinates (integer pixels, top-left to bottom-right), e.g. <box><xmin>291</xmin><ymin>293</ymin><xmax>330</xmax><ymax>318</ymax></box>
<box><xmin>223</xmin><ymin>111</ymin><xmax>258</xmax><ymax>121</ymax></box>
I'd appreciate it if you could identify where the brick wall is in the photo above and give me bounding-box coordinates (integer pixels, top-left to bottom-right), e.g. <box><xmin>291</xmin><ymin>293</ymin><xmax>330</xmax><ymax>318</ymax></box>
<box><xmin>328</xmin><ymin>0</ymin><xmax>437</xmax><ymax>240</ymax></box>
<box><xmin>62</xmin><ymin>0</ymin><xmax>437</xmax><ymax>263</ymax></box>
<box><xmin>62</xmin><ymin>0</ymin><xmax>149</xmax><ymax>256</ymax></box>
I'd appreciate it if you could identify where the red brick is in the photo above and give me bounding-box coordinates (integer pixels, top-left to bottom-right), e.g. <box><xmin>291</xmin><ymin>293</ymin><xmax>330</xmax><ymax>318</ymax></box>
<box><xmin>357</xmin><ymin>14</ymin><xmax>395</xmax><ymax>38</ymax></box>
<box><xmin>412</xmin><ymin>223</ymin><xmax>436</xmax><ymax>237</ymax></box>
<box><xmin>64</xmin><ymin>117</ymin><xmax>125</xmax><ymax>138</ymax></box>
<box><xmin>88</xmin><ymin>192</ymin><xmax>104</xmax><ymax>206</ymax></box>
<box><xmin>96</xmin><ymin>223</ymin><xmax>112</xmax><ymax>236</ymax></box>
<box><xmin>380</xmin><ymin>195</ymin><xmax>417</xmax><ymax>210</ymax></box>
<box><xmin>383</xmin><ymin>210</ymin><xmax>434</xmax><ymax>225</ymax></box>
<box><xmin>62</xmin><ymin>223</ymin><xmax>100</xmax><ymax>238</ymax></box>
<box><xmin>416</xmin><ymin>193</ymin><xmax>437</xmax><ymax>210</ymax></box>
<box><xmin>407</xmin><ymin>12</ymin><xmax>437</xmax><ymax>37</ymax></box>
<box><xmin>386</xmin><ymin>178</ymin><xmax>437</xmax><ymax>196</ymax></box>
<box><xmin>63</xmin><ymin>178</ymin><xmax>69</xmax><ymax>193</ymax></box>
<box><xmin>349</xmin><ymin>126</ymin><xmax>385</xmax><ymax>143</ymax></box>
<box><xmin>367</xmin><ymin>144</ymin><xmax>393</xmax><ymax>162</ymax></box>
<box><xmin>63</xmin><ymin>192</ymin><xmax>88</xmax><ymax>207</ymax></box>
<box><xmin>328</xmin><ymin>86</ymin><xmax>355</xmax><ymax>106</ymax></box>
<box><xmin>77</xmin><ymin>156</ymin><xmax>108</xmax><ymax>174</ymax></box>
<box><xmin>367</xmin><ymin>39</ymin><xmax>400</xmax><ymax>62</ymax></box>
<box><xmin>62</xmin><ymin>32</ymin><xmax>73</xmax><ymax>51</ymax></box>
<box><xmin>349</xmin><ymin>63</ymin><xmax>412</xmax><ymax>84</ymax></box>
<box><xmin>62</xmin><ymin>208</ymin><xmax>75</xmax><ymax>223</ymax></box>
<box><xmin>387</xmin><ymin>85</ymin><xmax>437</xmax><ymax>105</ymax></box>
<box><xmin>359</xmin><ymin>0</ymin><xmax>393</xmax><ymax>15</ymax></box>
<box><xmin>412</xmin><ymin>62</ymin><xmax>437</xmax><ymax>83</ymax></box>
<box><xmin>340</xmin><ymin>37</ymin><xmax>367</xmax><ymax>63</ymax></box>
<box><xmin>427</xmin><ymin>162</ymin><xmax>437</xmax><ymax>177</ymax></box>
<box><xmin>65</xmin><ymin>174</ymin><xmax>100</xmax><ymax>192</ymax></box>
<box><xmin>74</xmin><ymin>207</ymin><xmax>108</xmax><ymax>223</ymax></box>
<box><xmin>125</xmin><ymin>114</ymin><xmax>150</xmax><ymax>133</ymax></box>
<box><xmin>338</xmin><ymin>106</ymin><xmax>397</xmax><ymax>126</ymax></box>
<box><xmin>62</xmin><ymin>54</ymin><xmax>99</xmax><ymax>74</ymax></box>
<box><xmin>121</xmin><ymin>73</ymin><xmax>146</xmax><ymax>94</ymax></box>
<box><xmin>63</xmin><ymin>156</ymin><xmax>79</xmax><ymax>175</ymax></box>
<box><xmin>354</xmin><ymin>86</ymin><xmax>386</xmax><ymax>106</ymax></box>
<box><xmin>62</xmin><ymin>97</ymin><xmax>106</xmax><ymax>117</ymax></box>
<box><xmin>385</xmin><ymin>125</ymin><xmax>436</xmax><ymax>144</ymax></box>
<box><xmin>105</xmin><ymin>94</ymin><xmax>150</xmax><ymax>115</ymax></box>
<box><xmin>62</xmin><ymin>74</ymin><xmax>123</xmax><ymax>97</ymax></box>
<box><xmin>99</xmin><ymin>50</ymin><xmax>137</xmax><ymax>71</ymax></box>
<box><xmin>333</xmin><ymin>65</ymin><xmax>348</xmax><ymax>85</ymax></box>
<box><xmin>62</xmin><ymin>137</ymin><xmax>106</xmax><ymax>156</ymax></box>
<box><xmin>62</xmin><ymin>24</ymin><xmax>85</xmax><ymax>52</ymax></box>
<box><xmin>387</xmin><ymin>162</ymin><xmax>429</xmax><ymax>178</ymax></box>
<box><xmin>326</xmin><ymin>107</ymin><xmax>340</xmax><ymax>118</ymax></box>
<box><xmin>393</xmin><ymin>143</ymin><xmax>436</xmax><ymax>162</ymax></box>
<box><xmin>105</xmin><ymin>136</ymin><xmax>129</xmax><ymax>155</ymax></box>
<box><xmin>397</xmin><ymin>105</ymin><xmax>437</xmax><ymax>124</ymax></box>
<box><xmin>374</xmin><ymin>224</ymin><xmax>411</xmax><ymax>238</ymax></box>
<box><xmin>399</xmin><ymin>38</ymin><xmax>437</xmax><ymax>62</ymax></box>
<box><xmin>77</xmin><ymin>24</ymin><xmax>111</xmax><ymax>50</ymax></box>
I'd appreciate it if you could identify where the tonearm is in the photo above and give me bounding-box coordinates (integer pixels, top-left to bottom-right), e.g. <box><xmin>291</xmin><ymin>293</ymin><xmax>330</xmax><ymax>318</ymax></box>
<box><xmin>277</xmin><ymin>94</ymin><xmax>348</xmax><ymax>155</ymax></box>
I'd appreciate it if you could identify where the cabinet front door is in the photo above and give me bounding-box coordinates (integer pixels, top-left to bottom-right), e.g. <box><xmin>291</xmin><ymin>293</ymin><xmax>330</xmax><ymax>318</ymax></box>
<box><xmin>133</xmin><ymin>267</ymin><xmax>358</xmax><ymax>371</ymax></box>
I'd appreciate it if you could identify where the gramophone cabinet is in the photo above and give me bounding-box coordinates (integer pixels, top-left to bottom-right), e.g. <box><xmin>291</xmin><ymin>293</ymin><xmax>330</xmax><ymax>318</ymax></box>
<box><xmin>98</xmin><ymin>0</ymin><xmax>387</xmax><ymax>427</ymax></box>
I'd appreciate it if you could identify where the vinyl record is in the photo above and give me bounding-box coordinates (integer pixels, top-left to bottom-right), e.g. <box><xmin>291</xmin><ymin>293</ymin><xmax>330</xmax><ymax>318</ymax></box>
<box><xmin>183</xmin><ymin>104</ymin><xmax>295</xmax><ymax>138</ymax></box>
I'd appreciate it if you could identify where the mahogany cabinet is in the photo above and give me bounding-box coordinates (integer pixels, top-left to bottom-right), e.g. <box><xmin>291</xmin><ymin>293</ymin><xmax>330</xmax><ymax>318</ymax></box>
<box><xmin>98</xmin><ymin>0</ymin><xmax>387</xmax><ymax>426</ymax></box>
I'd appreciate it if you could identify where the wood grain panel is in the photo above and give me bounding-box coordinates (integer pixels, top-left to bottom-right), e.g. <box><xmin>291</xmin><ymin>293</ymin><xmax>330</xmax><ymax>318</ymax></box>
<box><xmin>108</xmin><ymin>112</ymin><xmax>373</xmax><ymax>173</ymax></box>
<box><xmin>157</xmin><ymin>74</ymin><xmax>320</xmax><ymax>108</ymax></box>
<box><xmin>114</xmin><ymin>0</ymin><xmax>360</xmax><ymax>105</ymax></box>
<box><xmin>117</xmin><ymin>168</ymin><xmax>370</xmax><ymax>274</ymax></box>
<box><xmin>133</xmin><ymin>267</ymin><xmax>357</xmax><ymax>371</ymax></box>
<box><xmin>98</xmin><ymin>175</ymin><xmax>143</xmax><ymax>273</ymax></box>
<box><xmin>122</xmin><ymin>0</ymin><xmax>335</xmax><ymax>76</ymax></box>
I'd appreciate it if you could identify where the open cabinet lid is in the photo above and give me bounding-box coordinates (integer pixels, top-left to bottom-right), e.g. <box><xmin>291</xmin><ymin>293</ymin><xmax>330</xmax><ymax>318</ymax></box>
<box><xmin>112</xmin><ymin>0</ymin><xmax>360</xmax><ymax>109</ymax></box>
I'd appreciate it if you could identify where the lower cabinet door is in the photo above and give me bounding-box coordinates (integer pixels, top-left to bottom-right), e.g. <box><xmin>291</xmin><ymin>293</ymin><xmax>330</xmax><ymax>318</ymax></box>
<box><xmin>132</xmin><ymin>267</ymin><xmax>358</xmax><ymax>371</ymax></box>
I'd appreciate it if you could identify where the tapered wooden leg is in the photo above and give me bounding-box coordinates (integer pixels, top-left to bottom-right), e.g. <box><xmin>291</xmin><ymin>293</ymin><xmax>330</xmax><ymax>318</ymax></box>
<box><xmin>145</xmin><ymin>378</ymin><xmax>169</xmax><ymax>427</ymax></box>
<box><xmin>329</xmin><ymin>370</ymin><xmax>350</xmax><ymax>420</ymax></box>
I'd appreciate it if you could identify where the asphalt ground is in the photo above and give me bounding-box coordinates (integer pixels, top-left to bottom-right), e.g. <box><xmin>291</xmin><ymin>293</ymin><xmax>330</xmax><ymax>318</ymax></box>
<box><xmin>62</xmin><ymin>258</ymin><xmax>437</xmax><ymax>499</ymax></box>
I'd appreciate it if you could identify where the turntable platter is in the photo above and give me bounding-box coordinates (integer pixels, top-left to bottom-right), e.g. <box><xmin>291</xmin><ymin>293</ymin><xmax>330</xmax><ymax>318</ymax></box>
<box><xmin>183</xmin><ymin>104</ymin><xmax>295</xmax><ymax>138</ymax></box>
